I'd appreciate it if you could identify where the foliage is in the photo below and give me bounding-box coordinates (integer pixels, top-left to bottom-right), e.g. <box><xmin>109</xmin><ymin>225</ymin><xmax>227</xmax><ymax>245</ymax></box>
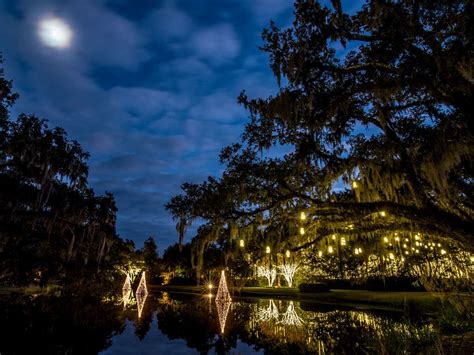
<box><xmin>165</xmin><ymin>0</ymin><xmax>474</xmax><ymax>289</ymax></box>
<box><xmin>0</xmin><ymin>57</ymin><xmax>133</xmax><ymax>286</ymax></box>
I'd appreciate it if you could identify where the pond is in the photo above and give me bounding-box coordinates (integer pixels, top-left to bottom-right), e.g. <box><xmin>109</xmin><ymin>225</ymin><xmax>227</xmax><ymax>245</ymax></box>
<box><xmin>0</xmin><ymin>290</ymin><xmax>446</xmax><ymax>354</ymax></box>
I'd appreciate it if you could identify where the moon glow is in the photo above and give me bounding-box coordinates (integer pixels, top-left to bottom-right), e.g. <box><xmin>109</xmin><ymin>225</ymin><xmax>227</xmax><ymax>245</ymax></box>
<box><xmin>38</xmin><ymin>17</ymin><xmax>73</xmax><ymax>48</ymax></box>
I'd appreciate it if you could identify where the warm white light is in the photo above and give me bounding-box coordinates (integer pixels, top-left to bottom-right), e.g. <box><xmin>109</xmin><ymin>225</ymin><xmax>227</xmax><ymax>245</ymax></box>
<box><xmin>300</xmin><ymin>211</ymin><xmax>306</xmax><ymax>220</ymax></box>
<box><xmin>395</xmin><ymin>236</ymin><xmax>400</xmax><ymax>242</ymax></box>
<box><xmin>318</xmin><ymin>250</ymin><xmax>323</xmax><ymax>257</ymax></box>
<box><xmin>379</xmin><ymin>211</ymin><xmax>386</xmax><ymax>217</ymax></box>
<box><xmin>266</xmin><ymin>246</ymin><xmax>271</xmax><ymax>254</ymax></box>
<box><xmin>389</xmin><ymin>253</ymin><xmax>394</xmax><ymax>260</ymax></box>
<box><xmin>328</xmin><ymin>246</ymin><xmax>333</xmax><ymax>254</ymax></box>
<box><xmin>332</xmin><ymin>234</ymin><xmax>336</xmax><ymax>240</ymax></box>
<box><xmin>341</xmin><ymin>237</ymin><xmax>346</xmax><ymax>246</ymax></box>
<box><xmin>239</xmin><ymin>239</ymin><xmax>244</xmax><ymax>247</ymax></box>
<box><xmin>285</xmin><ymin>250</ymin><xmax>291</xmax><ymax>258</ymax></box>
<box><xmin>440</xmin><ymin>249</ymin><xmax>446</xmax><ymax>255</ymax></box>
<box><xmin>352</xmin><ymin>181</ymin><xmax>358</xmax><ymax>189</ymax></box>
<box><xmin>383</xmin><ymin>237</ymin><xmax>389</xmax><ymax>243</ymax></box>
<box><xmin>38</xmin><ymin>17</ymin><xmax>72</xmax><ymax>48</ymax></box>
<box><xmin>299</xmin><ymin>227</ymin><xmax>305</xmax><ymax>235</ymax></box>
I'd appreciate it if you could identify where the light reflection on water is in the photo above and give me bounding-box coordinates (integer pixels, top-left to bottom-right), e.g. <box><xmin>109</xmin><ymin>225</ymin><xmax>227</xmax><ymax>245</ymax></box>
<box><xmin>103</xmin><ymin>292</ymin><xmax>438</xmax><ymax>354</ymax></box>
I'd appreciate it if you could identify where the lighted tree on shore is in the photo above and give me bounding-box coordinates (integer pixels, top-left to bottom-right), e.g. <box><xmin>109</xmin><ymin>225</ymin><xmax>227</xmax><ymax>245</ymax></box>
<box><xmin>166</xmin><ymin>0</ymin><xmax>473</xmax><ymax>287</ymax></box>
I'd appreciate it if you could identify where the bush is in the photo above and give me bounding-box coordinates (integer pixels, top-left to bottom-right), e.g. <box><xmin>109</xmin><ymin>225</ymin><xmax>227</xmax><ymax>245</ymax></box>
<box><xmin>298</xmin><ymin>282</ymin><xmax>330</xmax><ymax>293</ymax></box>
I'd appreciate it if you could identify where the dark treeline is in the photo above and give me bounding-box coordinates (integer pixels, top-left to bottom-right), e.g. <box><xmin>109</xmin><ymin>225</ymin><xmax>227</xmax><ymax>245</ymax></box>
<box><xmin>0</xmin><ymin>56</ymin><xmax>134</xmax><ymax>287</ymax></box>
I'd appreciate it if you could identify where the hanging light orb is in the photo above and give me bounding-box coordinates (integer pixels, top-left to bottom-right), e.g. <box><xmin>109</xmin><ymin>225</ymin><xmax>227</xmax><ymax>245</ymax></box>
<box><xmin>299</xmin><ymin>227</ymin><xmax>305</xmax><ymax>235</ymax></box>
<box><xmin>285</xmin><ymin>250</ymin><xmax>291</xmax><ymax>258</ymax></box>
<box><xmin>328</xmin><ymin>246</ymin><xmax>333</xmax><ymax>254</ymax></box>
<box><xmin>266</xmin><ymin>246</ymin><xmax>271</xmax><ymax>254</ymax></box>
<box><xmin>239</xmin><ymin>239</ymin><xmax>245</xmax><ymax>248</ymax></box>
<box><xmin>300</xmin><ymin>211</ymin><xmax>306</xmax><ymax>220</ymax></box>
<box><xmin>352</xmin><ymin>181</ymin><xmax>358</xmax><ymax>189</ymax></box>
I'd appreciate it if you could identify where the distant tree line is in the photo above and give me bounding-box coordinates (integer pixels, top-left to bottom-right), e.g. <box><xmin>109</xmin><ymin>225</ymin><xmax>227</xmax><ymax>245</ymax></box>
<box><xmin>0</xmin><ymin>56</ymin><xmax>135</xmax><ymax>287</ymax></box>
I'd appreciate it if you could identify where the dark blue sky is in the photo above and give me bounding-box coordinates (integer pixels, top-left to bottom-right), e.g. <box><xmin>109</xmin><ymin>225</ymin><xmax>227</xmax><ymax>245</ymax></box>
<box><xmin>0</xmin><ymin>0</ymin><xmax>361</xmax><ymax>252</ymax></box>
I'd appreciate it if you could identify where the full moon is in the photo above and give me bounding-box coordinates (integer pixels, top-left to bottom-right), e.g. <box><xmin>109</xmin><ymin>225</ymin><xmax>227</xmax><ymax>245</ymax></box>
<box><xmin>38</xmin><ymin>17</ymin><xmax>73</xmax><ymax>48</ymax></box>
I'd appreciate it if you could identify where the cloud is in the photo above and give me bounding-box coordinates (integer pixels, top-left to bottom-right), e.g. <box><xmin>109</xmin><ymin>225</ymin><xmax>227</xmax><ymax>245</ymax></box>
<box><xmin>189</xmin><ymin>23</ymin><xmax>240</xmax><ymax>64</ymax></box>
<box><xmin>146</xmin><ymin>4</ymin><xmax>193</xmax><ymax>41</ymax></box>
<box><xmin>0</xmin><ymin>0</ymin><xmax>294</xmax><ymax>250</ymax></box>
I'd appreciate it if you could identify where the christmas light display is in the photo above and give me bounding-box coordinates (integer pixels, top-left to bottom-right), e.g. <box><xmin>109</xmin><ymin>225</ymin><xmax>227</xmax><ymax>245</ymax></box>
<box><xmin>136</xmin><ymin>271</ymin><xmax>148</xmax><ymax>318</ymax></box>
<box><xmin>278</xmin><ymin>263</ymin><xmax>299</xmax><ymax>287</ymax></box>
<box><xmin>257</xmin><ymin>299</ymin><xmax>279</xmax><ymax>322</ymax></box>
<box><xmin>122</xmin><ymin>274</ymin><xmax>133</xmax><ymax>308</ymax></box>
<box><xmin>279</xmin><ymin>301</ymin><xmax>304</xmax><ymax>326</ymax></box>
<box><xmin>215</xmin><ymin>270</ymin><xmax>232</xmax><ymax>333</ymax></box>
<box><xmin>257</xmin><ymin>265</ymin><xmax>277</xmax><ymax>286</ymax></box>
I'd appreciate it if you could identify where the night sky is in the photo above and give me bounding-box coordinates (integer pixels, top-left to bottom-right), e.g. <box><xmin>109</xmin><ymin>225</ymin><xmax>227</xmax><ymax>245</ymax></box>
<box><xmin>0</xmin><ymin>0</ymin><xmax>361</xmax><ymax>251</ymax></box>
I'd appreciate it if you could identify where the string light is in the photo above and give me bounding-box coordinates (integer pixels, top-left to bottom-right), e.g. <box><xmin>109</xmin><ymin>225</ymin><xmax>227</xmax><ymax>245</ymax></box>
<box><xmin>389</xmin><ymin>253</ymin><xmax>395</xmax><ymax>260</ymax></box>
<box><xmin>278</xmin><ymin>263</ymin><xmax>299</xmax><ymax>287</ymax></box>
<box><xmin>332</xmin><ymin>234</ymin><xmax>336</xmax><ymax>240</ymax></box>
<box><xmin>341</xmin><ymin>237</ymin><xmax>346</xmax><ymax>246</ymax></box>
<box><xmin>122</xmin><ymin>274</ymin><xmax>132</xmax><ymax>308</ymax></box>
<box><xmin>136</xmin><ymin>272</ymin><xmax>148</xmax><ymax>318</ymax></box>
<box><xmin>279</xmin><ymin>301</ymin><xmax>304</xmax><ymax>326</ymax></box>
<box><xmin>215</xmin><ymin>270</ymin><xmax>232</xmax><ymax>334</ymax></box>
<box><xmin>318</xmin><ymin>251</ymin><xmax>323</xmax><ymax>257</ymax></box>
<box><xmin>328</xmin><ymin>246</ymin><xmax>333</xmax><ymax>254</ymax></box>
<box><xmin>383</xmin><ymin>237</ymin><xmax>389</xmax><ymax>243</ymax></box>
<box><xmin>257</xmin><ymin>266</ymin><xmax>277</xmax><ymax>286</ymax></box>
<box><xmin>379</xmin><ymin>211</ymin><xmax>386</xmax><ymax>217</ymax></box>
<box><xmin>440</xmin><ymin>249</ymin><xmax>446</xmax><ymax>255</ymax></box>
<box><xmin>395</xmin><ymin>236</ymin><xmax>400</xmax><ymax>242</ymax></box>
<box><xmin>285</xmin><ymin>250</ymin><xmax>291</xmax><ymax>258</ymax></box>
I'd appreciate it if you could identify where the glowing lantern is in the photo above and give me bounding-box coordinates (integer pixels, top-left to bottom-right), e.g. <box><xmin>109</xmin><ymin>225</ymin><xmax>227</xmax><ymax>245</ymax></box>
<box><xmin>389</xmin><ymin>253</ymin><xmax>394</xmax><ymax>260</ymax></box>
<box><xmin>440</xmin><ymin>249</ymin><xmax>446</xmax><ymax>255</ymax></box>
<box><xmin>352</xmin><ymin>181</ymin><xmax>358</xmax><ymax>189</ymax></box>
<box><xmin>379</xmin><ymin>211</ymin><xmax>386</xmax><ymax>217</ymax></box>
<box><xmin>328</xmin><ymin>246</ymin><xmax>333</xmax><ymax>254</ymax></box>
<box><xmin>341</xmin><ymin>237</ymin><xmax>346</xmax><ymax>246</ymax></box>
<box><xmin>285</xmin><ymin>250</ymin><xmax>291</xmax><ymax>258</ymax></box>
<box><xmin>300</xmin><ymin>211</ymin><xmax>306</xmax><ymax>220</ymax></box>
<box><xmin>299</xmin><ymin>227</ymin><xmax>305</xmax><ymax>235</ymax></box>
<box><xmin>239</xmin><ymin>239</ymin><xmax>244</xmax><ymax>247</ymax></box>
<box><xmin>266</xmin><ymin>246</ymin><xmax>271</xmax><ymax>254</ymax></box>
<box><xmin>383</xmin><ymin>237</ymin><xmax>389</xmax><ymax>243</ymax></box>
<box><xmin>318</xmin><ymin>251</ymin><xmax>323</xmax><ymax>257</ymax></box>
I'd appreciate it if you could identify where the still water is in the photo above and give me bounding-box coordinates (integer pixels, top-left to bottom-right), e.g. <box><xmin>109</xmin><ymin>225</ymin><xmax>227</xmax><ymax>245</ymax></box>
<box><xmin>0</xmin><ymin>291</ymin><xmax>443</xmax><ymax>354</ymax></box>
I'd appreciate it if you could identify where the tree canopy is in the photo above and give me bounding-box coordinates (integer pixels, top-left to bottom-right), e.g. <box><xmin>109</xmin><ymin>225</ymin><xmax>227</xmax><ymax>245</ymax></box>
<box><xmin>0</xmin><ymin>56</ymin><xmax>127</xmax><ymax>285</ymax></box>
<box><xmin>166</xmin><ymin>0</ymin><xmax>474</xmax><ymax>269</ymax></box>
